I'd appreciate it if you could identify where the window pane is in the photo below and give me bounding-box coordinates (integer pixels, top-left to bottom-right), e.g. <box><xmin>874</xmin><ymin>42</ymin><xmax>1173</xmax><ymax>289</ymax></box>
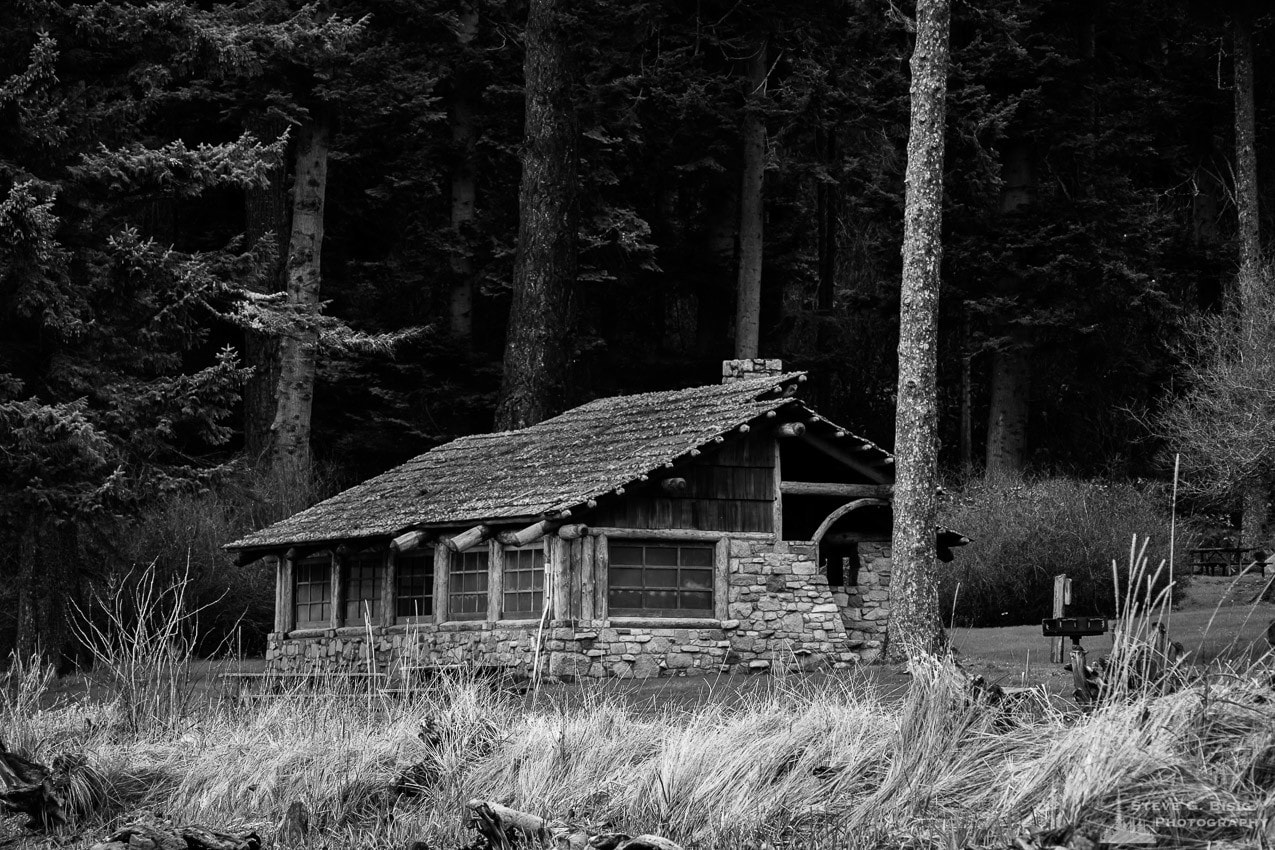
<box><xmin>611</xmin><ymin>567</ymin><xmax>645</xmax><ymax>588</ymax></box>
<box><xmin>646</xmin><ymin>547</ymin><xmax>678</xmax><ymax>566</ymax></box>
<box><xmin>645</xmin><ymin>568</ymin><xmax>678</xmax><ymax>588</ymax></box>
<box><xmin>682</xmin><ymin>570</ymin><xmax>712</xmax><ymax>591</ymax></box>
<box><xmin>680</xmin><ymin>546</ymin><xmax>714</xmax><ymax>567</ymax></box>
<box><xmin>609</xmin><ymin>589</ymin><xmax>642</xmax><ymax>609</ymax></box>
<box><xmin>644</xmin><ymin>590</ymin><xmax>678</xmax><ymax>610</ymax></box>
<box><xmin>610</xmin><ymin>545</ymin><xmax>645</xmax><ymax>565</ymax></box>
<box><xmin>680</xmin><ymin>591</ymin><xmax>713</xmax><ymax>611</ymax></box>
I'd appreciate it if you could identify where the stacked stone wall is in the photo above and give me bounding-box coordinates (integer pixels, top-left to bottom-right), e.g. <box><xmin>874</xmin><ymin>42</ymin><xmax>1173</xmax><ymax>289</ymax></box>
<box><xmin>266</xmin><ymin>538</ymin><xmax>883</xmax><ymax>679</ymax></box>
<box><xmin>827</xmin><ymin>541</ymin><xmax>891</xmax><ymax>663</ymax></box>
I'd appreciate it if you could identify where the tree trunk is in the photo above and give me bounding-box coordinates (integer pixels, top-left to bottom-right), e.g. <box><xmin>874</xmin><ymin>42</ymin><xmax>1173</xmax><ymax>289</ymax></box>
<box><xmin>14</xmin><ymin>522</ymin><xmax>74</xmax><ymax>670</ymax></box>
<box><xmin>733</xmin><ymin>41</ymin><xmax>767</xmax><ymax>359</ymax></box>
<box><xmin>244</xmin><ymin>118</ymin><xmax>289</xmax><ymax>461</ymax></box>
<box><xmin>1233</xmin><ymin>2</ymin><xmax>1267</xmax><ymax>549</ymax></box>
<box><xmin>271</xmin><ymin>117</ymin><xmax>329</xmax><ymax>495</ymax></box>
<box><xmin>985</xmin><ymin>346</ymin><xmax>1031</xmax><ymax>479</ymax></box>
<box><xmin>887</xmin><ymin>0</ymin><xmax>950</xmax><ymax>662</ymax></box>
<box><xmin>449</xmin><ymin>3</ymin><xmax>480</xmax><ymax>342</ymax></box>
<box><xmin>959</xmin><ymin>307</ymin><xmax>973</xmax><ymax>477</ymax></box>
<box><xmin>494</xmin><ymin>0</ymin><xmax>578</xmax><ymax>431</ymax></box>
<box><xmin>814</xmin><ymin>125</ymin><xmax>838</xmax><ymax>408</ymax></box>
<box><xmin>984</xmin><ymin>142</ymin><xmax>1034</xmax><ymax>478</ymax></box>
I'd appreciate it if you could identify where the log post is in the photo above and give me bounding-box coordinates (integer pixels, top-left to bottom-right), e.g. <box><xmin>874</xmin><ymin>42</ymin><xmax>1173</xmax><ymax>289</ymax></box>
<box><xmin>433</xmin><ymin>544</ymin><xmax>449</xmax><ymax>624</ymax></box>
<box><xmin>383</xmin><ymin>548</ymin><xmax>397</xmax><ymax>627</ymax></box>
<box><xmin>329</xmin><ymin>550</ymin><xmax>343</xmax><ymax>630</ymax></box>
<box><xmin>1050</xmin><ymin>574</ymin><xmax>1070</xmax><ymax>664</ymax></box>
<box><xmin>488</xmin><ymin>543</ymin><xmax>503</xmax><ymax>623</ymax></box>
<box><xmin>580</xmin><ymin>532</ymin><xmax>596</xmax><ymax>621</ymax></box>
<box><xmin>268</xmin><ymin>554</ymin><xmax>285</xmax><ymax>634</ymax></box>
<box><xmin>551</xmin><ymin>535</ymin><xmax>570</xmax><ymax>621</ymax></box>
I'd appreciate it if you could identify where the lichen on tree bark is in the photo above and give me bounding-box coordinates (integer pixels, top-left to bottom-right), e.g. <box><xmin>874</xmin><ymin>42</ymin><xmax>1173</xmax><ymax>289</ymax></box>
<box><xmin>888</xmin><ymin>0</ymin><xmax>951</xmax><ymax>661</ymax></box>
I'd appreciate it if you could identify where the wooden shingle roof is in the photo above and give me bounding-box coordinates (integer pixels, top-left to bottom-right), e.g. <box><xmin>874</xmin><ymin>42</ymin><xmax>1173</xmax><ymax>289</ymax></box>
<box><xmin>227</xmin><ymin>372</ymin><xmax>892</xmax><ymax>551</ymax></box>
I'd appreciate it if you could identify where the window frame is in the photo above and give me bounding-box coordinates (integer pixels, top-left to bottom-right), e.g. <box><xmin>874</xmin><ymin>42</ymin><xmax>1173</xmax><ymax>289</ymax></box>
<box><xmin>499</xmin><ymin>543</ymin><xmax>546</xmax><ymax>620</ymax></box>
<box><xmin>293</xmin><ymin>552</ymin><xmax>333</xmax><ymax>629</ymax></box>
<box><xmin>342</xmin><ymin>550</ymin><xmax>384</xmax><ymax>626</ymax></box>
<box><xmin>394</xmin><ymin>548</ymin><xmax>435</xmax><ymax>624</ymax></box>
<box><xmin>605</xmin><ymin>538</ymin><xmax>718</xmax><ymax>619</ymax></box>
<box><xmin>447</xmin><ymin>546</ymin><xmax>490</xmax><ymax>621</ymax></box>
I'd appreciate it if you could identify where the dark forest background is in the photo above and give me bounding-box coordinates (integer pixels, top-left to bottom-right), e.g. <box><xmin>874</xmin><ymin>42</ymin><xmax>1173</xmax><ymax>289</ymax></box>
<box><xmin>2</xmin><ymin>0</ymin><xmax>1272</xmax><ymax>659</ymax></box>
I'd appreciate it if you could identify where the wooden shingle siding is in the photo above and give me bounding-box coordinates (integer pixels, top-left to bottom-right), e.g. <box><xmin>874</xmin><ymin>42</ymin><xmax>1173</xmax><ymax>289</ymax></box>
<box><xmin>590</xmin><ymin>431</ymin><xmax>774</xmax><ymax>532</ymax></box>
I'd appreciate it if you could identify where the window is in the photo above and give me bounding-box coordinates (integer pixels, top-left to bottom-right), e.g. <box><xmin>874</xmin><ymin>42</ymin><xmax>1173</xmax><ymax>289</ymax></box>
<box><xmin>608</xmin><ymin>540</ymin><xmax>714</xmax><ymax>617</ymax></box>
<box><xmin>448</xmin><ymin>549</ymin><xmax>489</xmax><ymax>620</ymax></box>
<box><xmin>343</xmin><ymin>551</ymin><xmax>382</xmax><ymax>624</ymax></box>
<box><xmin>502</xmin><ymin>546</ymin><xmax>544</xmax><ymax>618</ymax></box>
<box><xmin>396</xmin><ymin>550</ymin><xmax>433</xmax><ymax>621</ymax></box>
<box><xmin>294</xmin><ymin>553</ymin><xmax>332</xmax><ymax>627</ymax></box>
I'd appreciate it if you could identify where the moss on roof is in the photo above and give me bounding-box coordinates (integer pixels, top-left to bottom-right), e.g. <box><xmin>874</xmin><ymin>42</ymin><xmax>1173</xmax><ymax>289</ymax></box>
<box><xmin>227</xmin><ymin>372</ymin><xmax>898</xmax><ymax>551</ymax></box>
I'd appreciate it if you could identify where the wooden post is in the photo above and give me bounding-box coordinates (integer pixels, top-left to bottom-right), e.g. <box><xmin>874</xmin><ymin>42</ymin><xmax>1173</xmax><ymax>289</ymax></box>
<box><xmin>714</xmin><ymin>538</ymin><xmax>730</xmax><ymax>621</ymax></box>
<box><xmin>570</xmin><ymin>538</ymin><xmax>583</xmax><ymax>620</ymax></box>
<box><xmin>488</xmin><ymin>542</ymin><xmax>503</xmax><ymax>623</ymax></box>
<box><xmin>268</xmin><ymin>554</ymin><xmax>285</xmax><ymax>634</ymax></box>
<box><xmin>330</xmin><ymin>550</ymin><xmax>344</xmax><ymax>630</ymax></box>
<box><xmin>1050</xmin><ymin>573</ymin><xmax>1070</xmax><ymax>663</ymax></box>
<box><xmin>772</xmin><ymin>439</ymin><xmax>783</xmax><ymax>538</ymax></box>
<box><xmin>282</xmin><ymin>549</ymin><xmax>296</xmax><ymax>634</ymax></box>
<box><xmin>551</xmin><ymin>535</ymin><xmax>570</xmax><ymax>621</ymax></box>
<box><xmin>595</xmin><ymin>535</ymin><xmax>609</xmax><ymax>620</ymax></box>
<box><xmin>433</xmin><ymin>544</ymin><xmax>449</xmax><ymax>624</ymax></box>
<box><xmin>580</xmin><ymin>533</ymin><xmax>596</xmax><ymax>622</ymax></box>
<box><xmin>383</xmin><ymin>548</ymin><xmax>397</xmax><ymax>627</ymax></box>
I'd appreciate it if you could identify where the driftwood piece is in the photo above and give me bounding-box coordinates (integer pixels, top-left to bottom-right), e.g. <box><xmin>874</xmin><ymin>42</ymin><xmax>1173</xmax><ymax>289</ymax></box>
<box><xmin>0</xmin><ymin>740</ymin><xmax>64</xmax><ymax>829</ymax></box>
<box><xmin>615</xmin><ymin>836</ymin><xmax>685</xmax><ymax>850</ymax></box>
<box><xmin>459</xmin><ymin>800</ymin><xmax>683</xmax><ymax>850</ymax></box>
<box><xmin>90</xmin><ymin>822</ymin><xmax>261</xmax><ymax>850</ymax></box>
<box><xmin>466</xmin><ymin>799</ymin><xmax>550</xmax><ymax>848</ymax></box>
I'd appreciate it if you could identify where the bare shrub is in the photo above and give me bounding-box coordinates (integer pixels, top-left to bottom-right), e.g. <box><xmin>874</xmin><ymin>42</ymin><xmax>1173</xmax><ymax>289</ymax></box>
<box><xmin>939</xmin><ymin>476</ymin><xmax>1197</xmax><ymax>626</ymax></box>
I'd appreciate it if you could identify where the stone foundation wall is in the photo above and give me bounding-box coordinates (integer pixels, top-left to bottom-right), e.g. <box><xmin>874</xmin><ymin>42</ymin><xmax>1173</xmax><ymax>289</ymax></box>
<box><xmin>266</xmin><ymin>538</ymin><xmax>885</xmax><ymax>679</ymax></box>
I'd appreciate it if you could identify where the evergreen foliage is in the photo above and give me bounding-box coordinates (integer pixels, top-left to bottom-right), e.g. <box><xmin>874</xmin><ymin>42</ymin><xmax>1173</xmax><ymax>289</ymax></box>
<box><xmin>0</xmin><ymin>0</ymin><xmax>1270</xmax><ymax>657</ymax></box>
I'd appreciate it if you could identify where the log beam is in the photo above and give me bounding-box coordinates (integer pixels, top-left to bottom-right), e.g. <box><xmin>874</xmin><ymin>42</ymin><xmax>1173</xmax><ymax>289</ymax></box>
<box><xmin>660</xmin><ymin>477</ymin><xmax>688</xmax><ymax>495</ymax></box>
<box><xmin>775</xmin><ymin>421</ymin><xmax>807</xmax><ymax>439</ymax></box>
<box><xmin>444</xmin><ymin>524</ymin><xmax>490</xmax><ymax>553</ymax></box>
<box><xmin>497</xmin><ymin>520</ymin><xmax>557</xmax><ymax>547</ymax></box>
<box><xmin>391</xmin><ymin>529</ymin><xmax>428</xmax><ymax>553</ymax></box>
<box><xmin>557</xmin><ymin>523</ymin><xmax>589</xmax><ymax>540</ymax></box>
<box><xmin>800</xmin><ymin>433</ymin><xmax>891</xmax><ymax>483</ymax></box>
<box><xmin>778</xmin><ymin>481</ymin><xmax>893</xmax><ymax>499</ymax></box>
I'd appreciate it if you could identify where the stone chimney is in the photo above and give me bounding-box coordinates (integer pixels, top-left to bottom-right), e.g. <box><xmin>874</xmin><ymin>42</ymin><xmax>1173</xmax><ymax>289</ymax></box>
<box><xmin>721</xmin><ymin>358</ymin><xmax>784</xmax><ymax>384</ymax></box>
